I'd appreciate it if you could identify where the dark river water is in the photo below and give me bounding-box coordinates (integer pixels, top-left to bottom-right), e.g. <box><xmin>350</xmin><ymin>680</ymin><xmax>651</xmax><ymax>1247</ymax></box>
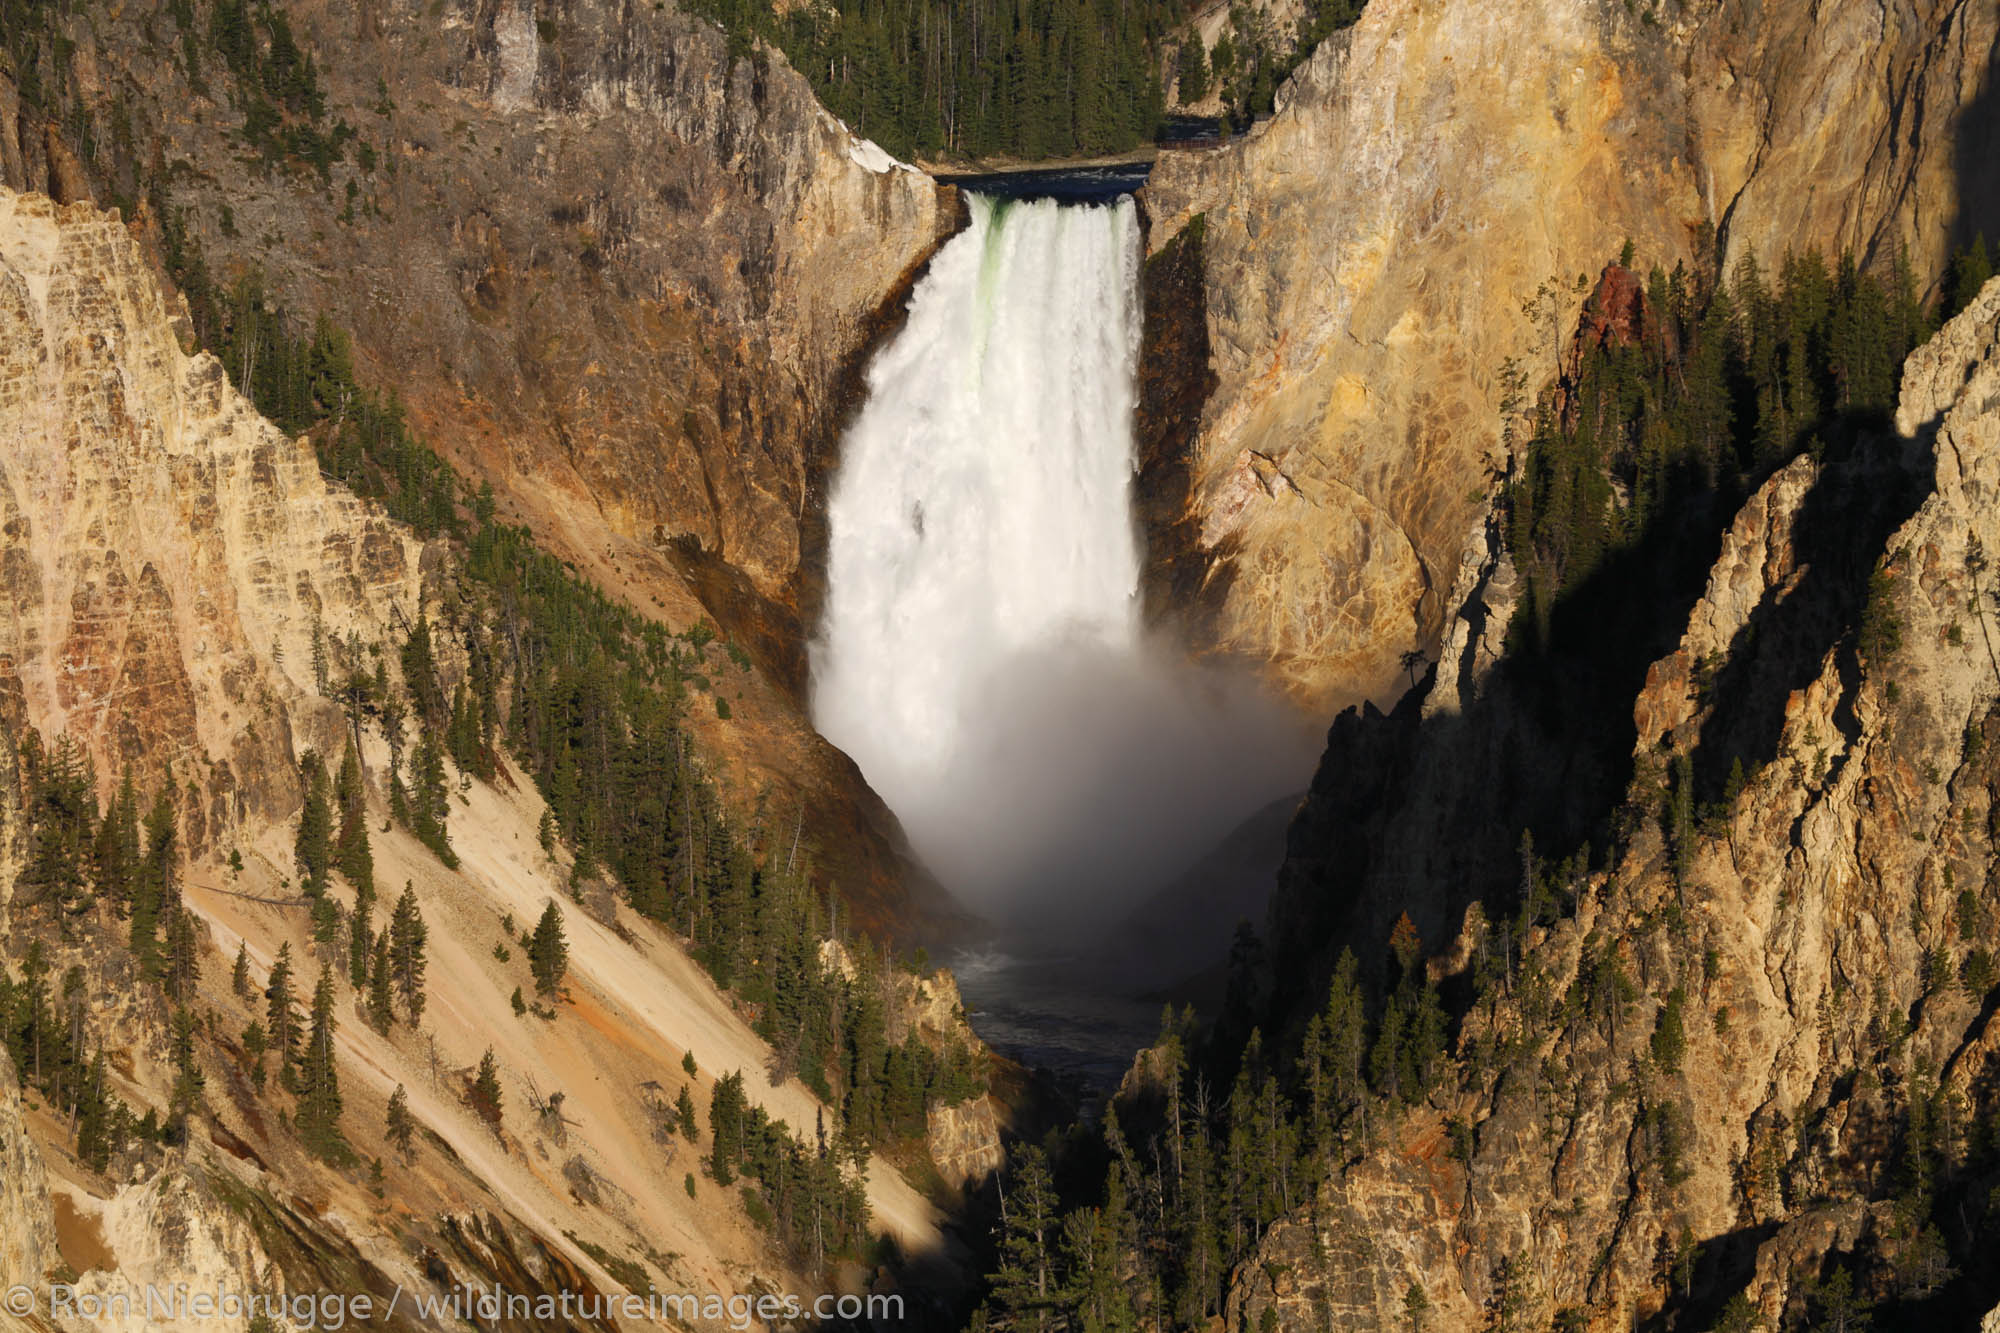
<box><xmin>949</xmin><ymin>946</ymin><xmax>1165</xmax><ymax>1092</ymax></box>
<box><xmin>935</xmin><ymin>160</ymin><xmax>1155</xmax><ymax>204</ymax></box>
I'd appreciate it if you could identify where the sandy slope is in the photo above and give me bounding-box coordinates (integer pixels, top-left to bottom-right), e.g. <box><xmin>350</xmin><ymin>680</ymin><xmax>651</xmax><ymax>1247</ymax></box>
<box><xmin>180</xmin><ymin>749</ymin><xmax>943</xmax><ymax>1327</ymax></box>
<box><xmin>437</xmin><ymin>759</ymin><xmax>943</xmax><ymax>1248</ymax></box>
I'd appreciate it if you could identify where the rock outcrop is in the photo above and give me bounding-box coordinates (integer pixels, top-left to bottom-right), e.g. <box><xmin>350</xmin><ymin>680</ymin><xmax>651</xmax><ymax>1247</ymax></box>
<box><xmin>0</xmin><ymin>0</ymin><xmax>945</xmax><ymax>602</ymax></box>
<box><xmin>1227</xmin><ymin>278</ymin><xmax>2000</xmax><ymax>1329</ymax></box>
<box><xmin>926</xmin><ymin>1096</ymin><xmax>1005</xmax><ymax>1189</ymax></box>
<box><xmin>0</xmin><ymin>1049</ymin><xmax>53</xmax><ymax>1292</ymax></box>
<box><xmin>1142</xmin><ymin>0</ymin><xmax>2000</xmax><ymax>711</ymax></box>
<box><xmin>51</xmin><ymin>1169</ymin><xmax>281</xmax><ymax>1333</ymax></box>
<box><xmin>0</xmin><ymin>188</ymin><xmax>429</xmax><ymax>855</ymax></box>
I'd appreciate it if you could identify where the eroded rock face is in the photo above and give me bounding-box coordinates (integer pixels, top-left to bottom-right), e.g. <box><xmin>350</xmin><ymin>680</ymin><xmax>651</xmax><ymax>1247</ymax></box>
<box><xmin>0</xmin><ymin>189</ymin><xmax>429</xmax><ymax>853</ymax></box>
<box><xmin>0</xmin><ymin>1</ymin><xmax>945</xmax><ymax>604</ymax></box>
<box><xmin>0</xmin><ymin>1049</ymin><xmax>53</xmax><ymax>1290</ymax></box>
<box><xmin>0</xmin><ymin>182</ymin><xmax>971</xmax><ymax>1322</ymax></box>
<box><xmin>926</xmin><ymin>1095</ymin><xmax>1005</xmax><ymax>1189</ymax></box>
<box><xmin>1630</xmin><ymin>453</ymin><xmax>1821</xmax><ymax>750</ymax></box>
<box><xmin>1143</xmin><ymin>0</ymin><xmax>1999</xmax><ymax>711</ymax></box>
<box><xmin>1229</xmin><ymin>279</ymin><xmax>2000</xmax><ymax>1329</ymax></box>
<box><xmin>52</xmin><ymin>1170</ymin><xmax>281</xmax><ymax>1333</ymax></box>
<box><xmin>0</xmin><ymin>4</ymin><xmax>962</xmax><ymax>934</ymax></box>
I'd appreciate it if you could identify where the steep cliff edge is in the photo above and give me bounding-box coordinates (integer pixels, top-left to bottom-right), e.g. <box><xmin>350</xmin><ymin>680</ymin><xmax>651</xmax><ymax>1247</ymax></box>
<box><xmin>1142</xmin><ymin>0</ymin><xmax>2000</xmax><ymax>711</ymax></box>
<box><xmin>0</xmin><ymin>0</ymin><xmax>944</xmax><ymax>597</ymax></box>
<box><xmin>1226</xmin><ymin>278</ymin><xmax>2000</xmax><ymax>1330</ymax></box>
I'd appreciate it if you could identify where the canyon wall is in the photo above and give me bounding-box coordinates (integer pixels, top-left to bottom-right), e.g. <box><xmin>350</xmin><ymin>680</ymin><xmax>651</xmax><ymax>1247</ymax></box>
<box><xmin>0</xmin><ymin>188</ymin><xmax>982</xmax><ymax>1325</ymax></box>
<box><xmin>1227</xmin><ymin>277</ymin><xmax>2000</xmax><ymax>1330</ymax></box>
<box><xmin>0</xmin><ymin>0</ymin><xmax>948</xmax><ymax>600</ymax></box>
<box><xmin>1143</xmin><ymin>0</ymin><xmax>2000</xmax><ymax>711</ymax></box>
<box><xmin>0</xmin><ymin>1049</ymin><xmax>52</xmax><ymax>1293</ymax></box>
<box><xmin>0</xmin><ymin>188</ymin><xmax>429</xmax><ymax>870</ymax></box>
<box><xmin>0</xmin><ymin>0</ymin><xmax>961</xmax><ymax>934</ymax></box>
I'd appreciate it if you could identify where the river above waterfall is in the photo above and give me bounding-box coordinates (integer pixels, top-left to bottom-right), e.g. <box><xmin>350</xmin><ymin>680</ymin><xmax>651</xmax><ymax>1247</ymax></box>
<box><xmin>934</xmin><ymin>161</ymin><xmax>1154</xmax><ymax>203</ymax></box>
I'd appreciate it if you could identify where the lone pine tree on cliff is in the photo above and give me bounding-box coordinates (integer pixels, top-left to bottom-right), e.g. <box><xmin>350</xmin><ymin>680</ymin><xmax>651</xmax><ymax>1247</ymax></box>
<box><xmin>385</xmin><ymin>1084</ymin><xmax>416</xmax><ymax>1161</ymax></box>
<box><xmin>388</xmin><ymin>882</ymin><xmax>428</xmax><ymax>1025</ymax></box>
<box><xmin>528</xmin><ymin>899</ymin><xmax>568</xmax><ymax>999</ymax></box>
<box><xmin>265</xmin><ymin>940</ymin><xmax>302</xmax><ymax>1087</ymax></box>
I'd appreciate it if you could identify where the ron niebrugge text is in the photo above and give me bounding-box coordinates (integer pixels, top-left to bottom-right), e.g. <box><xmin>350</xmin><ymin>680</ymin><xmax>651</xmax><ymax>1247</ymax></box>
<box><xmin>11</xmin><ymin>1280</ymin><xmax>905</xmax><ymax>1328</ymax></box>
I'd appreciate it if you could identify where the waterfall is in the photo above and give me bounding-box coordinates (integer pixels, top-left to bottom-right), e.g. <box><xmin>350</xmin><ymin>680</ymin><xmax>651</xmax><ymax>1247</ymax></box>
<box><xmin>813</xmin><ymin>193</ymin><xmax>1312</xmax><ymax>938</ymax></box>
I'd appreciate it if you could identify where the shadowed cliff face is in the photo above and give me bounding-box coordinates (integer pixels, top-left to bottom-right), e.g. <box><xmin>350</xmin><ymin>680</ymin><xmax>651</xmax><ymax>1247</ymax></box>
<box><xmin>0</xmin><ymin>0</ymin><xmax>964</xmax><ymax>936</ymax></box>
<box><xmin>1135</xmin><ymin>213</ymin><xmax>1232</xmax><ymax>639</ymax></box>
<box><xmin>1225</xmin><ymin>280</ymin><xmax>2000</xmax><ymax>1330</ymax></box>
<box><xmin>1142</xmin><ymin>0</ymin><xmax>2000</xmax><ymax>714</ymax></box>
<box><xmin>4</xmin><ymin>1</ymin><xmax>947</xmax><ymax>594</ymax></box>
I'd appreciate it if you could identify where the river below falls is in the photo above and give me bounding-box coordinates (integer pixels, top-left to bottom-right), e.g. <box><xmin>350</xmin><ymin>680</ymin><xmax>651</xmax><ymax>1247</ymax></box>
<box><xmin>949</xmin><ymin>946</ymin><xmax>1166</xmax><ymax>1093</ymax></box>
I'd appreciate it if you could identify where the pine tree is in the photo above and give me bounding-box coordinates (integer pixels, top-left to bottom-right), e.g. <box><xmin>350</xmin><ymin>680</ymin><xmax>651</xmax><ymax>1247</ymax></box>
<box><xmin>334</xmin><ymin>739</ymin><xmax>373</xmax><ymax>895</ymax></box>
<box><xmin>447</xmin><ymin>682</ymin><xmax>480</xmax><ymax>777</ymax></box>
<box><xmin>93</xmin><ymin>769</ymin><xmax>140</xmax><ymax>914</ymax></box>
<box><xmin>388</xmin><ymin>882</ymin><xmax>427</xmax><ymax>1025</ymax></box>
<box><xmin>342</xmin><ymin>749</ymin><xmax>376</xmax><ymax>991</ymax></box>
<box><xmin>366</xmin><ymin>932</ymin><xmax>395</xmax><ymax>1034</ymax></box>
<box><xmin>527</xmin><ymin>900</ymin><xmax>568</xmax><ymax>998</ymax></box>
<box><xmin>348</xmin><ymin>900</ymin><xmax>373</xmax><ymax>990</ymax></box>
<box><xmin>992</xmin><ymin>1145</ymin><xmax>1061</xmax><ymax>1330</ymax></box>
<box><xmin>407</xmin><ymin>735</ymin><xmax>455</xmax><ymax>866</ymax></box>
<box><xmin>469</xmin><ymin>1047</ymin><xmax>504</xmax><ymax>1128</ymax></box>
<box><xmin>1487</xmin><ymin>1255</ymin><xmax>1530</xmax><ymax>1332</ymax></box>
<box><xmin>1059</xmin><ymin>1203</ymin><xmax>1133</xmax><ymax>1331</ymax></box>
<box><xmin>676</xmin><ymin>1085</ymin><xmax>698</xmax><ymax>1140</ymax></box>
<box><xmin>231</xmin><ymin>941</ymin><xmax>252</xmax><ymax>998</ymax></box>
<box><xmin>385</xmin><ymin>1083</ymin><xmax>415</xmax><ymax>1160</ymax></box>
<box><xmin>162</xmin><ymin>907</ymin><xmax>201</xmax><ymax>1005</ymax></box>
<box><xmin>1403</xmin><ymin>1282</ymin><xmax>1431</xmax><ymax>1331</ymax></box>
<box><xmin>1949</xmin><ymin>233</ymin><xmax>1993</xmax><ymax>319</ymax></box>
<box><xmin>23</xmin><ymin>735</ymin><xmax>96</xmax><ymax>915</ymax></box>
<box><xmin>295</xmin><ymin>965</ymin><xmax>344</xmax><ymax>1160</ymax></box>
<box><xmin>166</xmin><ymin>1006</ymin><xmax>205</xmax><ymax>1138</ymax></box>
<box><xmin>708</xmin><ymin>1071</ymin><xmax>747</xmax><ymax>1183</ymax></box>
<box><xmin>388</xmin><ymin>764</ymin><xmax>411</xmax><ymax>827</ymax></box>
<box><xmin>294</xmin><ymin>752</ymin><xmax>333</xmax><ymax>896</ymax></box>
<box><xmin>265</xmin><ymin>941</ymin><xmax>302</xmax><ymax>1083</ymax></box>
<box><xmin>1176</xmin><ymin>34</ymin><xmax>1208</xmax><ymax>105</ymax></box>
<box><xmin>131</xmin><ymin>789</ymin><xmax>179</xmax><ymax>975</ymax></box>
<box><xmin>1808</xmin><ymin>1268</ymin><xmax>1872</xmax><ymax>1333</ymax></box>
<box><xmin>1307</xmin><ymin>949</ymin><xmax>1368</xmax><ymax>1157</ymax></box>
<box><xmin>75</xmin><ymin>1051</ymin><xmax>116</xmax><ymax>1172</ymax></box>
<box><xmin>242</xmin><ymin>1020</ymin><xmax>269</xmax><ymax>1090</ymax></box>
<box><xmin>401</xmin><ymin>613</ymin><xmax>444</xmax><ymax>724</ymax></box>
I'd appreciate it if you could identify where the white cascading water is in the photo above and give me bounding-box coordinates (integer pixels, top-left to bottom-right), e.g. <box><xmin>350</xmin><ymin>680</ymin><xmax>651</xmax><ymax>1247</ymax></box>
<box><xmin>813</xmin><ymin>193</ymin><xmax>1313</xmax><ymax>940</ymax></box>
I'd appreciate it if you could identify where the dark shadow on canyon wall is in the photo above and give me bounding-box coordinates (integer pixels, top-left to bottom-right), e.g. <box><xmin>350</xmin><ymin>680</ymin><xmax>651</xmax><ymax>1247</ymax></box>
<box><xmin>1953</xmin><ymin>32</ymin><xmax>2000</xmax><ymax>257</ymax></box>
<box><xmin>1133</xmin><ymin>207</ymin><xmax>1236</xmax><ymax>641</ymax></box>
<box><xmin>1259</xmin><ymin>394</ymin><xmax>1932</xmax><ymax>1042</ymax></box>
<box><xmin>1685</xmin><ymin>432</ymin><xmax>1930</xmax><ymax>806</ymax></box>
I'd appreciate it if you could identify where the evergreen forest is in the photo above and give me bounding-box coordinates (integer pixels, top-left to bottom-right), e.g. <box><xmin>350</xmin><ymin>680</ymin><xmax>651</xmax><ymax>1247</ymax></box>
<box><xmin>684</xmin><ymin>0</ymin><xmax>1369</xmax><ymax>161</ymax></box>
<box><xmin>691</xmin><ymin>0</ymin><xmax>1171</xmax><ymax>159</ymax></box>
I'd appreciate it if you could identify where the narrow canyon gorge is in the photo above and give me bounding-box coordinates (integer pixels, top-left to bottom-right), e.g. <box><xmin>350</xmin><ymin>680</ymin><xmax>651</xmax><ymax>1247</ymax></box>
<box><xmin>0</xmin><ymin>0</ymin><xmax>1997</xmax><ymax>1328</ymax></box>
